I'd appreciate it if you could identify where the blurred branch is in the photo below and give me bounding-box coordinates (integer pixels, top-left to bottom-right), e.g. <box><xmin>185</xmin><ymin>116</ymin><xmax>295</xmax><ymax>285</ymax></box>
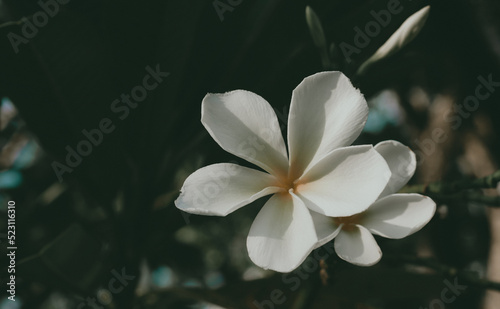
<box><xmin>139</xmin><ymin>265</ymin><xmax>446</xmax><ymax>308</ymax></box>
<box><xmin>430</xmin><ymin>192</ymin><xmax>500</xmax><ymax>207</ymax></box>
<box><xmin>292</xmin><ymin>273</ymin><xmax>322</xmax><ymax>309</ymax></box>
<box><xmin>385</xmin><ymin>255</ymin><xmax>500</xmax><ymax>291</ymax></box>
<box><xmin>403</xmin><ymin>169</ymin><xmax>500</xmax><ymax>193</ymax></box>
<box><xmin>400</xmin><ymin>170</ymin><xmax>500</xmax><ymax>206</ymax></box>
<box><xmin>136</xmin><ymin>275</ymin><xmax>285</xmax><ymax>309</ymax></box>
<box><xmin>0</xmin><ymin>19</ymin><xmax>24</xmax><ymax>29</ymax></box>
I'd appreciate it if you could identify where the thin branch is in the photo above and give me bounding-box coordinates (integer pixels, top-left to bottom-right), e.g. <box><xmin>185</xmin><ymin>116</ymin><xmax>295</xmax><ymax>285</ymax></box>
<box><xmin>400</xmin><ymin>170</ymin><xmax>500</xmax><ymax>206</ymax></box>
<box><xmin>0</xmin><ymin>19</ymin><xmax>24</xmax><ymax>29</ymax></box>
<box><xmin>429</xmin><ymin>192</ymin><xmax>500</xmax><ymax>207</ymax></box>
<box><xmin>385</xmin><ymin>255</ymin><xmax>500</xmax><ymax>291</ymax></box>
<box><xmin>401</xmin><ymin>170</ymin><xmax>500</xmax><ymax>194</ymax></box>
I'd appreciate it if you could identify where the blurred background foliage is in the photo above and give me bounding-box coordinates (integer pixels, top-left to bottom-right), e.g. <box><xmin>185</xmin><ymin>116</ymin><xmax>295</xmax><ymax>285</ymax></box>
<box><xmin>0</xmin><ymin>0</ymin><xmax>500</xmax><ymax>308</ymax></box>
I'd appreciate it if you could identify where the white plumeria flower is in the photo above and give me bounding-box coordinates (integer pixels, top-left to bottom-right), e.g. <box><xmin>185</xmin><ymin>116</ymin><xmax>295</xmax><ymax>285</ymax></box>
<box><xmin>175</xmin><ymin>71</ymin><xmax>392</xmax><ymax>272</ymax></box>
<box><xmin>312</xmin><ymin>140</ymin><xmax>436</xmax><ymax>266</ymax></box>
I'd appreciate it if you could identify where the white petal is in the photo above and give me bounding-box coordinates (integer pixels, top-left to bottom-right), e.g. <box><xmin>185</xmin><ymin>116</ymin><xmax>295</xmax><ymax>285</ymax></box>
<box><xmin>334</xmin><ymin>225</ymin><xmax>382</xmax><ymax>266</ymax></box>
<box><xmin>247</xmin><ymin>192</ymin><xmax>317</xmax><ymax>272</ymax></box>
<box><xmin>309</xmin><ymin>210</ymin><xmax>342</xmax><ymax>248</ymax></box>
<box><xmin>175</xmin><ymin>163</ymin><xmax>281</xmax><ymax>216</ymax></box>
<box><xmin>375</xmin><ymin>140</ymin><xmax>416</xmax><ymax>198</ymax></box>
<box><xmin>296</xmin><ymin>145</ymin><xmax>391</xmax><ymax>217</ymax></box>
<box><xmin>202</xmin><ymin>91</ymin><xmax>289</xmax><ymax>177</ymax></box>
<box><xmin>361</xmin><ymin>193</ymin><xmax>436</xmax><ymax>239</ymax></box>
<box><xmin>357</xmin><ymin>6</ymin><xmax>431</xmax><ymax>74</ymax></box>
<box><xmin>287</xmin><ymin>72</ymin><xmax>368</xmax><ymax>179</ymax></box>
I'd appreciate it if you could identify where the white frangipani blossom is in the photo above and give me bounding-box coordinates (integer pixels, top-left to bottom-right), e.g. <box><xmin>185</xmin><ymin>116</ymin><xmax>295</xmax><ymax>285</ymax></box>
<box><xmin>175</xmin><ymin>71</ymin><xmax>393</xmax><ymax>272</ymax></box>
<box><xmin>311</xmin><ymin>140</ymin><xmax>436</xmax><ymax>266</ymax></box>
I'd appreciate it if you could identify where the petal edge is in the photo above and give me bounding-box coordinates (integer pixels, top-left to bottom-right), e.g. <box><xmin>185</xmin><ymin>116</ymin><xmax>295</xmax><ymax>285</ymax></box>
<box><xmin>334</xmin><ymin>225</ymin><xmax>382</xmax><ymax>266</ymax></box>
<box><xmin>247</xmin><ymin>192</ymin><xmax>318</xmax><ymax>272</ymax></box>
<box><xmin>296</xmin><ymin>145</ymin><xmax>391</xmax><ymax>217</ymax></box>
<box><xmin>202</xmin><ymin>90</ymin><xmax>289</xmax><ymax>177</ymax></box>
<box><xmin>287</xmin><ymin>71</ymin><xmax>368</xmax><ymax>179</ymax></box>
<box><xmin>361</xmin><ymin>193</ymin><xmax>436</xmax><ymax>239</ymax></box>
<box><xmin>175</xmin><ymin>163</ymin><xmax>281</xmax><ymax>216</ymax></box>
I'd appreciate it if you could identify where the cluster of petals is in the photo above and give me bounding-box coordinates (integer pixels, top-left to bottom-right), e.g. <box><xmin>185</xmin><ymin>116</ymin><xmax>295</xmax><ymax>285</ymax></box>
<box><xmin>175</xmin><ymin>71</ymin><xmax>435</xmax><ymax>272</ymax></box>
<box><xmin>312</xmin><ymin>140</ymin><xmax>436</xmax><ymax>266</ymax></box>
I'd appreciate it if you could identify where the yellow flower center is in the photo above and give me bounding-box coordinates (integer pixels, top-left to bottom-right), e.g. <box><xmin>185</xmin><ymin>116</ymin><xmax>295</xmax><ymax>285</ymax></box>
<box><xmin>333</xmin><ymin>213</ymin><xmax>364</xmax><ymax>231</ymax></box>
<box><xmin>275</xmin><ymin>175</ymin><xmax>301</xmax><ymax>193</ymax></box>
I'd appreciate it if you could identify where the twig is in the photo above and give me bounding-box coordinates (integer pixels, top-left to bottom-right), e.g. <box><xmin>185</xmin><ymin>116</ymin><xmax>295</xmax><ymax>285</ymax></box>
<box><xmin>401</xmin><ymin>170</ymin><xmax>500</xmax><ymax>194</ymax></box>
<box><xmin>400</xmin><ymin>170</ymin><xmax>500</xmax><ymax>206</ymax></box>
<box><xmin>385</xmin><ymin>255</ymin><xmax>500</xmax><ymax>291</ymax></box>
<box><xmin>292</xmin><ymin>271</ymin><xmax>324</xmax><ymax>309</ymax></box>
<box><xmin>0</xmin><ymin>19</ymin><xmax>25</xmax><ymax>29</ymax></box>
<box><xmin>425</xmin><ymin>192</ymin><xmax>500</xmax><ymax>207</ymax></box>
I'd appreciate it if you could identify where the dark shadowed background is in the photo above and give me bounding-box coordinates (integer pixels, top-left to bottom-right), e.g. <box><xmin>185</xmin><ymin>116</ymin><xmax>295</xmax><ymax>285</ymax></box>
<box><xmin>1</xmin><ymin>0</ymin><xmax>500</xmax><ymax>308</ymax></box>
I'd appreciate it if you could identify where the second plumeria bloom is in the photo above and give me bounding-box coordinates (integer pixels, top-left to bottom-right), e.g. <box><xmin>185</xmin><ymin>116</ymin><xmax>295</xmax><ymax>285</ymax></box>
<box><xmin>312</xmin><ymin>140</ymin><xmax>437</xmax><ymax>266</ymax></box>
<box><xmin>175</xmin><ymin>71</ymin><xmax>392</xmax><ymax>272</ymax></box>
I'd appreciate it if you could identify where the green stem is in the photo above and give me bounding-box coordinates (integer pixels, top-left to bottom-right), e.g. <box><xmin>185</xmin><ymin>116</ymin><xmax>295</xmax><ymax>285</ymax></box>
<box><xmin>401</xmin><ymin>170</ymin><xmax>500</xmax><ymax>194</ymax></box>
<box><xmin>399</xmin><ymin>170</ymin><xmax>500</xmax><ymax>206</ymax></box>
<box><xmin>0</xmin><ymin>19</ymin><xmax>25</xmax><ymax>29</ymax></box>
